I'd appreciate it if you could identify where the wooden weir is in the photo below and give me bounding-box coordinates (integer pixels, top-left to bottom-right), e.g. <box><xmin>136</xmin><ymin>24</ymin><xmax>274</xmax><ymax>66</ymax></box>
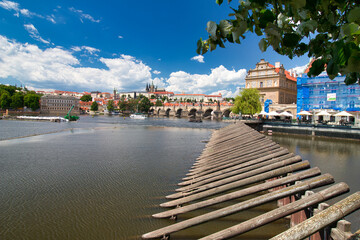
<box><xmin>142</xmin><ymin>122</ymin><xmax>360</xmax><ymax>240</ymax></box>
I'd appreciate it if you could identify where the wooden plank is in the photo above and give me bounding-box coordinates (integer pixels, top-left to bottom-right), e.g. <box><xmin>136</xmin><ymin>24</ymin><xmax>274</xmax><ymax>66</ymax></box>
<box><xmin>153</xmin><ymin>168</ymin><xmax>321</xmax><ymax>218</ymax></box>
<box><xmin>162</xmin><ymin>161</ymin><xmax>310</xmax><ymax>204</ymax></box>
<box><xmin>142</xmin><ymin>174</ymin><xmax>334</xmax><ymax>239</ymax></box>
<box><xmin>186</xmin><ymin>147</ymin><xmax>287</xmax><ymax>178</ymax></box>
<box><xmin>182</xmin><ymin>149</ymin><xmax>289</xmax><ymax>181</ymax></box>
<box><xmin>179</xmin><ymin>153</ymin><xmax>295</xmax><ymax>186</ymax></box>
<box><xmin>199</xmin><ymin>183</ymin><xmax>350</xmax><ymax>240</ymax></box>
<box><xmin>175</xmin><ymin>156</ymin><xmax>302</xmax><ymax>193</ymax></box>
<box><xmin>271</xmin><ymin>192</ymin><xmax>360</xmax><ymax>240</ymax></box>
<box><xmin>190</xmin><ymin>142</ymin><xmax>280</xmax><ymax>172</ymax></box>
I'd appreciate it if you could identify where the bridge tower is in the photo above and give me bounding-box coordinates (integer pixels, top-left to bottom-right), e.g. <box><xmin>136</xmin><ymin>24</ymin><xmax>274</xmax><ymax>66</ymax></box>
<box><xmin>212</xmin><ymin>101</ymin><xmax>223</xmax><ymax>120</ymax></box>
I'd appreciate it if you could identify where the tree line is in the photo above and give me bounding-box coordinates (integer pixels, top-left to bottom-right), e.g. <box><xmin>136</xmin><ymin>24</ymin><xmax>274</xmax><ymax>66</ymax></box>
<box><xmin>0</xmin><ymin>84</ymin><xmax>41</xmax><ymax>111</ymax></box>
<box><xmin>85</xmin><ymin>95</ymin><xmax>153</xmax><ymax>113</ymax></box>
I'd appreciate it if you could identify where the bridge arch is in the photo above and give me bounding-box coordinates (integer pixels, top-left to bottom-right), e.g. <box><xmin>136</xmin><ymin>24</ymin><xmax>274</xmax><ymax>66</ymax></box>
<box><xmin>222</xmin><ymin>108</ymin><xmax>231</xmax><ymax>118</ymax></box>
<box><xmin>188</xmin><ymin>108</ymin><xmax>197</xmax><ymax>117</ymax></box>
<box><xmin>176</xmin><ymin>108</ymin><xmax>183</xmax><ymax>117</ymax></box>
<box><xmin>165</xmin><ymin>108</ymin><xmax>172</xmax><ymax>117</ymax></box>
<box><xmin>203</xmin><ymin>108</ymin><xmax>214</xmax><ymax>119</ymax></box>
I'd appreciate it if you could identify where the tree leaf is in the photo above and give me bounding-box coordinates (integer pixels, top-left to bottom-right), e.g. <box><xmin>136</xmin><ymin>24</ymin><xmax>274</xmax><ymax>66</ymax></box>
<box><xmin>291</xmin><ymin>0</ymin><xmax>306</xmax><ymax>9</ymax></box>
<box><xmin>326</xmin><ymin>59</ymin><xmax>339</xmax><ymax>80</ymax></box>
<box><xmin>282</xmin><ymin>33</ymin><xmax>301</xmax><ymax>48</ymax></box>
<box><xmin>219</xmin><ymin>20</ymin><xmax>232</xmax><ymax>37</ymax></box>
<box><xmin>259</xmin><ymin>38</ymin><xmax>268</xmax><ymax>52</ymax></box>
<box><xmin>206</xmin><ymin>21</ymin><xmax>218</xmax><ymax>40</ymax></box>
<box><xmin>307</xmin><ymin>59</ymin><xmax>325</xmax><ymax>77</ymax></box>
<box><xmin>348</xmin><ymin>7</ymin><xmax>360</xmax><ymax>24</ymax></box>
<box><xmin>216</xmin><ymin>0</ymin><xmax>224</xmax><ymax>5</ymax></box>
<box><xmin>341</xmin><ymin>23</ymin><xmax>360</xmax><ymax>37</ymax></box>
<box><xmin>344</xmin><ymin>72</ymin><xmax>358</xmax><ymax>85</ymax></box>
<box><xmin>196</xmin><ymin>38</ymin><xmax>203</xmax><ymax>55</ymax></box>
<box><xmin>259</xmin><ymin>9</ymin><xmax>275</xmax><ymax>29</ymax></box>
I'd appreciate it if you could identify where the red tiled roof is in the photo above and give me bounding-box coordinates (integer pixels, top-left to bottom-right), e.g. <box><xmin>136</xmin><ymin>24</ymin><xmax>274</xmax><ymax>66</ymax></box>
<box><xmin>268</xmin><ymin>63</ymin><xmax>297</xmax><ymax>81</ymax></box>
<box><xmin>174</xmin><ymin>93</ymin><xmax>206</xmax><ymax>96</ymax></box>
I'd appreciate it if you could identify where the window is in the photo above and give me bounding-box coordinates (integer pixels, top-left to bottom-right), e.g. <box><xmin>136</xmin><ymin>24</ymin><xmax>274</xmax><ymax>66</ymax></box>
<box><xmin>267</xmin><ymin>80</ymin><xmax>272</xmax><ymax>87</ymax></box>
<box><xmin>260</xmin><ymin>82</ymin><xmax>263</xmax><ymax>88</ymax></box>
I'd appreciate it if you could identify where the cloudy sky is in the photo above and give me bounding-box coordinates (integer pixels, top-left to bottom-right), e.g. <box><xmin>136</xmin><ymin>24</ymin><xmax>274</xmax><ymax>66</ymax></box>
<box><xmin>0</xmin><ymin>0</ymin><xmax>309</xmax><ymax>97</ymax></box>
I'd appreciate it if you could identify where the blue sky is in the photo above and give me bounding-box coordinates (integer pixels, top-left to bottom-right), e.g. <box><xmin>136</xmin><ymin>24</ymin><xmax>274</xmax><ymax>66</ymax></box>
<box><xmin>0</xmin><ymin>0</ymin><xmax>310</xmax><ymax>97</ymax></box>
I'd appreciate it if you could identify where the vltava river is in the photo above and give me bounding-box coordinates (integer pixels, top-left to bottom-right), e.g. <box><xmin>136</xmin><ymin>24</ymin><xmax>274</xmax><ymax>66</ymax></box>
<box><xmin>0</xmin><ymin>116</ymin><xmax>358</xmax><ymax>239</ymax></box>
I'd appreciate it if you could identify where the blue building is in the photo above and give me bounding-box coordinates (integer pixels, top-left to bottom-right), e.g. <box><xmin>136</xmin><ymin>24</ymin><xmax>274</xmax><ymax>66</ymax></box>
<box><xmin>297</xmin><ymin>73</ymin><xmax>360</xmax><ymax>114</ymax></box>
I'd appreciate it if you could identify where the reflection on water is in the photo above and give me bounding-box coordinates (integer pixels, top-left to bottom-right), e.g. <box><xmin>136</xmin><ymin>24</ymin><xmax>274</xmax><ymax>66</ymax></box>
<box><xmin>1</xmin><ymin>117</ymin><xmax>287</xmax><ymax>240</ymax></box>
<box><xmin>271</xmin><ymin>134</ymin><xmax>360</xmax><ymax>229</ymax></box>
<box><xmin>1</xmin><ymin>117</ymin><xmax>358</xmax><ymax>239</ymax></box>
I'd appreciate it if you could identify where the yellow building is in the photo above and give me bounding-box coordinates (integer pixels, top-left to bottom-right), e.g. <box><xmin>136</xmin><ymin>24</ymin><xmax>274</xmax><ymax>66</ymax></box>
<box><xmin>40</xmin><ymin>95</ymin><xmax>80</xmax><ymax>116</ymax></box>
<box><xmin>245</xmin><ymin>59</ymin><xmax>297</xmax><ymax>104</ymax></box>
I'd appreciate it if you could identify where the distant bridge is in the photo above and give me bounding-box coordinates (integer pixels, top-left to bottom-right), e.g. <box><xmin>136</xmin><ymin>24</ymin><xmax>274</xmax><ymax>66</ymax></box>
<box><xmin>150</xmin><ymin>103</ymin><xmax>233</xmax><ymax>120</ymax></box>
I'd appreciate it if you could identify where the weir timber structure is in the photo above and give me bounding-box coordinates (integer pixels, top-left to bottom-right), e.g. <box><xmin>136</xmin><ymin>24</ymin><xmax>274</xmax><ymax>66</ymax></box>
<box><xmin>143</xmin><ymin>122</ymin><xmax>360</xmax><ymax>240</ymax></box>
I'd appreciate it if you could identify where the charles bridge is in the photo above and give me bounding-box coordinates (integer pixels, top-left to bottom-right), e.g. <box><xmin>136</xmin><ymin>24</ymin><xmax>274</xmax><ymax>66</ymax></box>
<box><xmin>149</xmin><ymin>102</ymin><xmax>233</xmax><ymax>120</ymax></box>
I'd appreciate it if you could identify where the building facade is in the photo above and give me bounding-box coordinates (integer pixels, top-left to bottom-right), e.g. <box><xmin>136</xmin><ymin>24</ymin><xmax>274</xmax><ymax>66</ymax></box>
<box><xmin>297</xmin><ymin>73</ymin><xmax>360</xmax><ymax>113</ymax></box>
<box><xmin>245</xmin><ymin>59</ymin><xmax>297</xmax><ymax>104</ymax></box>
<box><xmin>40</xmin><ymin>95</ymin><xmax>80</xmax><ymax>116</ymax></box>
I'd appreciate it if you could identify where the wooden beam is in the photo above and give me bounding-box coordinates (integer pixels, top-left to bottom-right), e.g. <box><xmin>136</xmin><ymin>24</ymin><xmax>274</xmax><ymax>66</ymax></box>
<box><xmin>142</xmin><ymin>174</ymin><xmax>334</xmax><ymax>239</ymax></box>
<box><xmin>199</xmin><ymin>183</ymin><xmax>350</xmax><ymax>240</ymax></box>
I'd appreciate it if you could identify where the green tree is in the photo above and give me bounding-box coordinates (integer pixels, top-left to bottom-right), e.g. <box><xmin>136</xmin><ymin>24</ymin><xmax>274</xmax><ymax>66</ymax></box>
<box><xmin>80</xmin><ymin>94</ymin><xmax>92</xmax><ymax>102</ymax></box>
<box><xmin>11</xmin><ymin>92</ymin><xmax>24</xmax><ymax>109</ymax></box>
<box><xmin>197</xmin><ymin>0</ymin><xmax>360</xmax><ymax>84</ymax></box>
<box><xmin>24</xmin><ymin>93</ymin><xmax>40</xmax><ymax>111</ymax></box>
<box><xmin>155</xmin><ymin>99</ymin><xmax>163</xmax><ymax>106</ymax></box>
<box><xmin>138</xmin><ymin>97</ymin><xmax>151</xmax><ymax>113</ymax></box>
<box><xmin>107</xmin><ymin>100</ymin><xmax>114</xmax><ymax>112</ymax></box>
<box><xmin>0</xmin><ymin>91</ymin><xmax>11</xmax><ymax>109</ymax></box>
<box><xmin>118</xmin><ymin>99</ymin><xmax>128</xmax><ymax>112</ymax></box>
<box><xmin>90</xmin><ymin>101</ymin><xmax>98</xmax><ymax>111</ymax></box>
<box><xmin>128</xmin><ymin>98</ymin><xmax>139</xmax><ymax>112</ymax></box>
<box><xmin>232</xmin><ymin>88</ymin><xmax>261</xmax><ymax>116</ymax></box>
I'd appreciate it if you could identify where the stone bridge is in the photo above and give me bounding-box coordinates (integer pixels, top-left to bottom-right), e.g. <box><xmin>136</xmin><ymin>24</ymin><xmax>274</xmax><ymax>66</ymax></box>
<box><xmin>149</xmin><ymin>103</ymin><xmax>232</xmax><ymax>120</ymax></box>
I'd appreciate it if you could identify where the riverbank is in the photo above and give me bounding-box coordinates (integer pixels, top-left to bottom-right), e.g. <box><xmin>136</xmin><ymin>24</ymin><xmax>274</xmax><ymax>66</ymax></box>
<box><xmin>262</xmin><ymin>122</ymin><xmax>360</xmax><ymax>140</ymax></box>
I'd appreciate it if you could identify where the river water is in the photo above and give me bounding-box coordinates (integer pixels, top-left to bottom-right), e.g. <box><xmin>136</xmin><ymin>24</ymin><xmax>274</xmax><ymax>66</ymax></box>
<box><xmin>0</xmin><ymin>116</ymin><xmax>359</xmax><ymax>239</ymax></box>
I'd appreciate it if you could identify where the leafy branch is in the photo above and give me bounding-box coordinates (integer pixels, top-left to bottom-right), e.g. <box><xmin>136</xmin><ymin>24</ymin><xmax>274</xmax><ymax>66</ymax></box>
<box><xmin>197</xmin><ymin>0</ymin><xmax>360</xmax><ymax>84</ymax></box>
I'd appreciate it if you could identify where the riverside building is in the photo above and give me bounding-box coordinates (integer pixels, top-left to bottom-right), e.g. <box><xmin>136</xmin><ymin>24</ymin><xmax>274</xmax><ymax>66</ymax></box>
<box><xmin>245</xmin><ymin>59</ymin><xmax>297</xmax><ymax>104</ymax></box>
<box><xmin>40</xmin><ymin>95</ymin><xmax>80</xmax><ymax>116</ymax></box>
<box><xmin>297</xmin><ymin>73</ymin><xmax>360</xmax><ymax>113</ymax></box>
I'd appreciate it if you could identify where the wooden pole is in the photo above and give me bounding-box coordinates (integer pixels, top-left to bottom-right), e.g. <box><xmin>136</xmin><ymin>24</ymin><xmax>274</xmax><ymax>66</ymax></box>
<box><xmin>162</xmin><ymin>161</ymin><xmax>310</xmax><ymax>205</ymax></box>
<box><xmin>199</xmin><ymin>183</ymin><xmax>349</xmax><ymax>240</ymax></box>
<box><xmin>142</xmin><ymin>174</ymin><xmax>334</xmax><ymax>239</ymax></box>
<box><xmin>175</xmin><ymin>156</ymin><xmax>302</xmax><ymax>193</ymax></box>
<box><xmin>154</xmin><ymin>168</ymin><xmax>321</xmax><ymax>218</ymax></box>
<box><xmin>270</xmin><ymin>191</ymin><xmax>360</xmax><ymax>240</ymax></box>
<box><xmin>179</xmin><ymin>153</ymin><xmax>295</xmax><ymax>186</ymax></box>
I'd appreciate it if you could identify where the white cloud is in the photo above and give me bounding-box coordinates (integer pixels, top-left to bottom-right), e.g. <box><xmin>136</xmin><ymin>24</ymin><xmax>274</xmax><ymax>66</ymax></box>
<box><xmin>69</xmin><ymin>7</ymin><xmax>100</xmax><ymax>23</ymax></box>
<box><xmin>211</xmin><ymin>89</ymin><xmax>237</xmax><ymax>98</ymax></box>
<box><xmin>46</xmin><ymin>15</ymin><xmax>56</xmax><ymax>24</ymax></box>
<box><xmin>0</xmin><ymin>35</ymin><xmax>152</xmax><ymax>92</ymax></box>
<box><xmin>153</xmin><ymin>70</ymin><xmax>161</xmax><ymax>75</ymax></box>
<box><xmin>0</xmin><ymin>0</ymin><xmax>19</xmax><ymax>11</ymax></box>
<box><xmin>289</xmin><ymin>58</ymin><xmax>312</xmax><ymax>76</ymax></box>
<box><xmin>191</xmin><ymin>55</ymin><xmax>204</xmax><ymax>63</ymax></box>
<box><xmin>118</xmin><ymin>35</ymin><xmax>124</xmax><ymax>39</ymax></box>
<box><xmin>71</xmin><ymin>46</ymin><xmax>100</xmax><ymax>55</ymax></box>
<box><xmin>152</xmin><ymin>77</ymin><xmax>166</xmax><ymax>89</ymax></box>
<box><xmin>24</xmin><ymin>24</ymin><xmax>50</xmax><ymax>44</ymax></box>
<box><xmin>166</xmin><ymin>65</ymin><xmax>246</xmax><ymax>94</ymax></box>
<box><xmin>0</xmin><ymin>0</ymin><xmax>41</xmax><ymax>18</ymax></box>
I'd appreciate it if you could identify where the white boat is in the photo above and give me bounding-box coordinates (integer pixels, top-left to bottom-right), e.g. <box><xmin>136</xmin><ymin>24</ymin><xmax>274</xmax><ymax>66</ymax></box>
<box><xmin>130</xmin><ymin>113</ymin><xmax>147</xmax><ymax>119</ymax></box>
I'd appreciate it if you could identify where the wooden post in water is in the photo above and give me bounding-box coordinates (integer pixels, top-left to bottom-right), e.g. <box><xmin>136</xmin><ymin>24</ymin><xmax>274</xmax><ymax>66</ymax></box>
<box><xmin>269</xmin><ymin>192</ymin><xmax>360</xmax><ymax>240</ymax></box>
<box><xmin>199</xmin><ymin>183</ymin><xmax>349</xmax><ymax>240</ymax></box>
